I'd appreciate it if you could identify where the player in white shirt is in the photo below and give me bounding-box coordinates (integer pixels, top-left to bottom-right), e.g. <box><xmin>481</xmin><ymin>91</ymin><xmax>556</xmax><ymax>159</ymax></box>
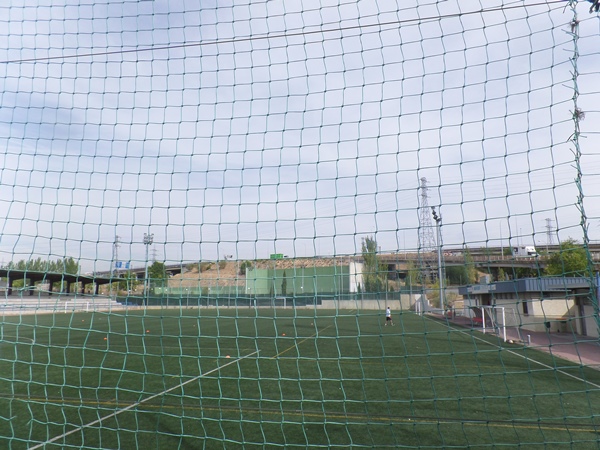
<box><xmin>385</xmin><ymin>307</ymin><xmax>394</xmax><ymax>326</ymax></box>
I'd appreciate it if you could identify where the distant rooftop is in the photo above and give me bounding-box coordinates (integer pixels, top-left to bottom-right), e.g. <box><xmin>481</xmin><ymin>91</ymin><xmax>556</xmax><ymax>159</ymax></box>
<box><xmin>458</xmin><ymin>277</ymin><xmax>594</xmax><ymax>296</ymax></box>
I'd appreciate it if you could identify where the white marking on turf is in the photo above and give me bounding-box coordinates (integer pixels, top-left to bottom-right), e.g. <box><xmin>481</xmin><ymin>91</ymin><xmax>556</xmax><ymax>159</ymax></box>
<box><xmin>0</xmin><ymin>336</ymin><xmax>35</xmax><ymax>344</ymax></box>
<box><xmin>29</xmin><ymin>350</ymin><xmax>259</xmax><ymax>449</ymax></box>
<box><xmin>271</xmin><ymin>324</ymin><xmax>333</xmax><ymax>359</ymax></box>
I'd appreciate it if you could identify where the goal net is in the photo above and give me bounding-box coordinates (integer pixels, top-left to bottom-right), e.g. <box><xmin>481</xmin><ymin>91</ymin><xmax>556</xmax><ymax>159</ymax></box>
<box><xmin>479</xmin><ymin>305</ymin><xmax>522</xmax><ymax>343</ymax></box>
<box><xmin>0</xmin><ymin>1</ymin><xmax>599</xmax><ymax>448</ymax></box>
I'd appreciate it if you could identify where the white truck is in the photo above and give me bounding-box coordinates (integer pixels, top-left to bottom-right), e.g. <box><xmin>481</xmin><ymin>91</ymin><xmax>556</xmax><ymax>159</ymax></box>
<box><xmin>512</xmin><ymin>245</ymin><xmax>538</xmax><ymax>258</ymax></box>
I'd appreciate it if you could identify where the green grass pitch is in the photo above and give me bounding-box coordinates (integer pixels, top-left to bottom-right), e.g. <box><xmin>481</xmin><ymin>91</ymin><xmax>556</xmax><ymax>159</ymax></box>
<box><xmin>0</xmin><ymin>308</ymin><xmax>599</xmax><ymax>449</ymax></box>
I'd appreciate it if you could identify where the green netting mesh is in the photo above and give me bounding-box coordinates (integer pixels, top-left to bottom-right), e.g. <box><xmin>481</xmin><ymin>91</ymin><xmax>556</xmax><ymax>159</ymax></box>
<box><xmin>0</xmin><ymin>1</ymin><xmax>599</xmax><ymax>448</ymax></box>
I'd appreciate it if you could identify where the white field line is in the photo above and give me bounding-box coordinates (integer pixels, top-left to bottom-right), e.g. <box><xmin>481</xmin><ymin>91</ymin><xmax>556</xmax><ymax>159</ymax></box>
<box><xmin>424</xmin><ymin>315</ymin><xmax>600</xmax><ymax>390</ymax></box>
<box><xmin>29</xmin><ymin>350</ymin><xmax>259</xmax><ymax>449</ymax></box>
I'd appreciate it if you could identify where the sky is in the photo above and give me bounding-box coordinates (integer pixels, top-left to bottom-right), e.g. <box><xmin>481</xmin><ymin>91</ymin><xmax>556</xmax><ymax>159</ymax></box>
<box><xmin>0</xmin><ymin>0</ymin><xmax>598</xmax><ymax>273</ymax></box>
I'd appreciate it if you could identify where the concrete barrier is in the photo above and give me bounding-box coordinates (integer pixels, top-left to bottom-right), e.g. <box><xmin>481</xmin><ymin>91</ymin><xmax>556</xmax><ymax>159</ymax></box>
<box><xmin>0</xmin><ymin>295</ymin><xmax>125</xmax><ymax>316</ymax></box>
<box><xmin>320</xmin><ymin>294</ymin><xmax>419</xmax><ymax>311</ymax></box>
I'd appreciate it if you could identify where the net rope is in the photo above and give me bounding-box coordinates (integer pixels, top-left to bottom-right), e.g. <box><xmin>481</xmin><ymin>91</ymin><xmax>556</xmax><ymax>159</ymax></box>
<box><xmin>0</xmin><ymin>1</ymin><xmax>599</xmax><ymax>448</ymax></box>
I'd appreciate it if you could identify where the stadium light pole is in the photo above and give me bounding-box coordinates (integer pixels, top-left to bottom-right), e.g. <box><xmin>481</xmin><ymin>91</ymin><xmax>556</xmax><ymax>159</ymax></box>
<box><xmin>431</xmin><ymin>207</ymin><xmax>445</xmax><ymax>312</ymax></box>
<box><xmin>143</xmin><ymin>233</ymin><xmax>154</xmax><ymax>303</ymax></box>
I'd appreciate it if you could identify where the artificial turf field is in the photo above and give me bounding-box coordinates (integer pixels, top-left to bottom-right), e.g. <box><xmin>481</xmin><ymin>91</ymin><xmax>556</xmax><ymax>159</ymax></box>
<box><xmin>0</xmin><ymin>308</ymin><xmax>599</xmax><ymax>449</ymax></box>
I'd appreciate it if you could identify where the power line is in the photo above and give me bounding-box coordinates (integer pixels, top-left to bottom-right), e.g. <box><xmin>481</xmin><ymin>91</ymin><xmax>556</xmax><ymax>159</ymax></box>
<box><xmin>0</xmin><ymin>1</ymin><xmax>567</xmax><ymax>65</ymax></box>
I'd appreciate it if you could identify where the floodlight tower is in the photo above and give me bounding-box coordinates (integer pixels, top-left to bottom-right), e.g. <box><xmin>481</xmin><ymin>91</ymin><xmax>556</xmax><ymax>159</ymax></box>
<box><xmin>112</xmin><ymin>235</ymin><xmax>120</xmax><ymax>276</ymax></box>
<box><xmin>431</xmin><ymin>207</ymin><xmax>445</xmax><ymax>310</ymax></box>
<box><xmin>143</xmin><ymin>233</ymin><xmax>154</xmax><ymax>301</ymax></box>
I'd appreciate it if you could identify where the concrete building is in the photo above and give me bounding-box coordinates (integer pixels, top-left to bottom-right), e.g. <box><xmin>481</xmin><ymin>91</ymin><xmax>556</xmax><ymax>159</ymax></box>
<box><xmin>458</xmin><ymin>277</ymin><xmax>599</xmax><ymax>338</ymax></box>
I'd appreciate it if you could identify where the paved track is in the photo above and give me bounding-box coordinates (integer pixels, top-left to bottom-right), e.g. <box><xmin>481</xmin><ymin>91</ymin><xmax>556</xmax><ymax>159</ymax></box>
<box><xmin>444</xmin><ymin>314</ymin><xmax>599</xmax><ymax>369</ymax></box>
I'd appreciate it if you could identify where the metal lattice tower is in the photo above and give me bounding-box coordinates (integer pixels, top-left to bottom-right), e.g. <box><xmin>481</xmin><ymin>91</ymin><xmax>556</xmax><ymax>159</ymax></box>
<box><xmin>112</xmin><ymin>235</ymin><xmax>120</xmax><ymax>276</ymax></box>
<box><xmin>545</xmin><ymin>218</ymin><xmax>555</xmax><ymax>247</ymax></box>
<box><xmin>418</xmin><ymin>177</ymin><xmax>436</xmax><ymax>254</ymax></box>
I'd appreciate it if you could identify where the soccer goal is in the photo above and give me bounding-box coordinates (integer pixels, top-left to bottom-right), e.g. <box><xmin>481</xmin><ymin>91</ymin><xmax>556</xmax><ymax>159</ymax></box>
<box><xmin>479</xmin><ymin>305</ymin><xmax>521</xmax><ymax>343</ymax></box>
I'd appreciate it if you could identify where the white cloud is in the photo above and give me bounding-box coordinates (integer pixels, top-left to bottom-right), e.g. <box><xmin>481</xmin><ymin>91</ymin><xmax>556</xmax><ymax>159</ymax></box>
<box><xmin>0</xmin><ymin>0</ymin><xmax>597</xmax><ymax>271</ymax></box>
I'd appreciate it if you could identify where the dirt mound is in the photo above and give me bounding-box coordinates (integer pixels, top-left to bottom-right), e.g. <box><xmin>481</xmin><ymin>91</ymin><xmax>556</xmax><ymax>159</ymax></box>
<box><xmin>168</xmin><ymin>258</ymin><xmax>350</xmax><ymax>288</ymax></box>
<box><xmin>169</xmin><ymin>262</ymin><xmax>243</xmax><ymax>288</ymax></box>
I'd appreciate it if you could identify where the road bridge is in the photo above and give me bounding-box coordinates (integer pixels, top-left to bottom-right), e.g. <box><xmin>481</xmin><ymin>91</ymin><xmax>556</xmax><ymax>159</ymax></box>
<box><xmin>96</xmin><ymin>263</ymin><xmax>186</xmax><ymax>278</ymax></box>
<box><xmin>0</xmin><ymin>269</ymin><xmax>114</xmax><ymax>296</ymax></box>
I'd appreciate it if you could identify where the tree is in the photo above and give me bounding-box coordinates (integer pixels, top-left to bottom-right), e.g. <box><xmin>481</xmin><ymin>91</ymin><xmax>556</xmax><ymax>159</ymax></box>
<box><xmin>55</xmin><ymin>257</ymin><xmax>79</xmax><ymax>275</ymax></box>
<box><xmin>361</xmin><ymin>236</ymin><xmax>386</xmax><ymax>293</ymax></box>
<box><xmin>118</xmin><ymin>271</ymin><xmax>140</xmax><ymax>292</ymax></box>
<box><xmin>6</xmin><ymin>257</ymin><xmax>80</xmax><ymax>274</ymax></box>
<box><xmin>199</xmin><ymin>262</ymin><xmax>212</xmax><ymax>272</ymax></box>
<box><xmin>462</xmin><ymin>250</ymin><xmax>478</xmax><ymax>285</ymax></box>
<box><xmin>148</xmin><ymin>261</ymin><xmax>167</xmax><ymax>279</ymax></box>
<box><xmin>497</xmin><ymin>267</ymin><xmax>506</xmax><ymax>282</ymax></box>
<box><xmin>148</xmin><ymin>261</ymin><xmax>168</xmax><ymax>293</ymax></box>
<box><xmin>443</xmin><ymin>251</ymin><xmax>478</xmax><ymax>286</ymax></box>
<box><xmin>405</xmin><ymin>261</ymin><xmax>422</xmax><ymax>287</ymax></box>
<box><xmin>545</xmin><ymin>238</ymin><xmax>589</xmax><ymax>277</ymax></box>
<box><xmin>445</xmin><ymin>266</ymin><xmax>469</xmax><ymax>285</ymax></box>
<box><xmin>512</xmin><ymin>266</ymin><xmax>539</xmax><ymax>278</ymax></box>
<box><xmin>239</xmin><ymin>261</ymin><xmax>253</xmax><ymax>275</ymax></box>
<box><xmin>5</xmin><ymin>257</ymin><xmax>81</xmax><ymax>290</ymax></box>
<box><xmin>428</xmin><ymin>279</ymin><xmax>443</xmax><ymax>308</ymax></box>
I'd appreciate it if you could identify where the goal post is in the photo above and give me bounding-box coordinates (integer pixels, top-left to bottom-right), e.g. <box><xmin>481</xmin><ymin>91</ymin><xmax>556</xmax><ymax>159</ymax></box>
<box><xmin>480</xmin><ymin>306</ymin><xmax>504</xmax><ymax>341</ymax></box>
<box><xmin>479</xmin><ymin>305</ymin><xmax>522</xmax><ymax>343</ymax></box>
